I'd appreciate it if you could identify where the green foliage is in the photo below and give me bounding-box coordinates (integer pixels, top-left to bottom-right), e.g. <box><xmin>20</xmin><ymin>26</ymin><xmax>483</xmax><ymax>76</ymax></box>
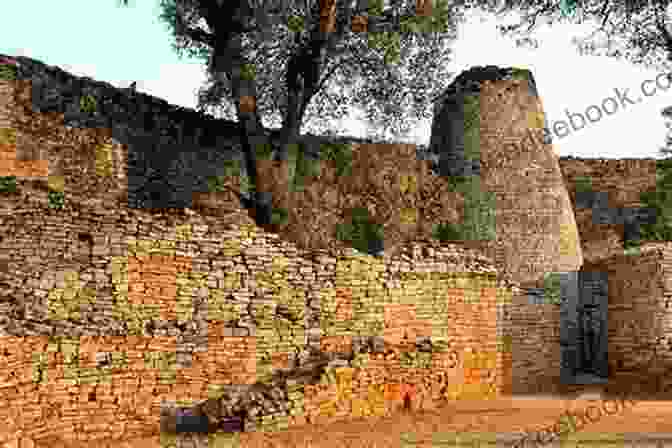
<box><xmin>271</xmin><ymin>207</ymin><xmax>289</xmax><ymax>226</ymax></box>
<box><xmin>240</xmin><ymin>173</ymin><xmax>256</xmax><ymax>196</ymax></box>
<box><xmin>335</xmin><ymin>207</ymin><xmax>384</xmax><ymax>255</ymax></box>
<box><xmin>0</xmin><ymin>176</ymin><xmax>17</xmax><ymax>193</ymax></box>
<box><xmin>368</xmin><ymin>32</ymin><xmax>401</xmax><ymax>65</ymax></box>
<box><xmin>510</xmin><ymin>67</ymin><xmax>530</xmax><ymax>81</ymax></box>
<box><xmin>543</xmin><ymin>272</ymin><xmax>562</xmax><ymax>305</ymax></box>
<box><xmin>574</xmin><ymin>175</ymin><xmax>593</xmax><ymax>193</ymax></box>
<box><xmin>286</xmin><ymin>14</ymin><xmax>305</xmax><ymax>33</ymax></box>
<box><xmin>79</xmin><ymin>94</ymin><xmax>97</xmax><ymax>114</ymax></box>
<box><xmin>220</xmin><ymin>159</ymin><xmax>242</xmax><ymax>177</ymax></box>
<box><xmin>462</xmin><ymin>187</ymin><xmax>496</xmax><ymax>241</ymax></box>
<box><xmin>432</xmin><ymin>222</ymin><xmax>464</xmax><ymax>241</ymax></box>
<box><xmin>48</xmin><ymin>191</ymin><xmax>65</xmax><ymax>210</ymax></box>
<box><xmin>434</xmin><ymin>177</ymin><xmax>496</xmax><ymax>242</ymax></box>
<box><xmin>462</xmin><ymin>94</ymin><xmax>480</xmax><ymax>161</ymax></box>
<box><xmin>444</xmin><ymin>175</ymin><xmax>471</xmax><ymax>192</ymax></box>
<box><xmin>319</xmin><ymin>141</ymin><xmax>353</xmax><ymax>177</ymax></box>
<box><xmin>400</xmin><ymin>0</ymin><xmax>451</xmax><ymax>33</ymax></box>
<box><xmin>206</xmin><ymin>160</ymin><xmax>242</xmax><ymax>193</ymax></box>
<box><xmin>627</xmin><ymin>159</ymin><xmax>672</xmax><ymax>248</ymax></box>
<box><xmin>240</xmin><ymin>63</ymin><xmax>256</xmax><ymax>81</ymax></box>
<box><xmin>254</xmin><ymin>140</ymin><xmax>274</xmax><ymax>160</ymax></box>
<box><xmin>158</xmin><ymin>0</ymin><xmax>211</xmax><ymax>64</ymax></box>
<box><xmin>206</xmin><ymin>176</ymin><xmax>226</xmax><ymax>193</ymax></box>
<box><xmin>368</xmin><ymin>0</ymin><xmax>385</xmax><ymax>16</ymax></box>
<box><xmin>0</xmin><ymin>64</ymin><xmax>17</xmax><ymax>81</ymax></box>
<box><xmin>289</xmin><ymin>142</ymin><xmax>319</xmax><ymax>193</ymax></box>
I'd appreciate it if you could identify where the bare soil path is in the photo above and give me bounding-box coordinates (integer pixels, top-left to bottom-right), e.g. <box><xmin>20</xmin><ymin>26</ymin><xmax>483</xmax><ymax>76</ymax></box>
<box><xmin>11</xmin><ymin>394</ymin><xmax>672</xmax><ymax>448</ymax></box>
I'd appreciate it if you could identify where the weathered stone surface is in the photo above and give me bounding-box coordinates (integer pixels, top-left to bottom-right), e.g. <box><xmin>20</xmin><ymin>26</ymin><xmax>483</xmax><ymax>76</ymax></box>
<box><xmin>0</xmin><ymin>61</ymin><xmax>521</xmax><ymax>444</ymax></box>
<box><xmin>558</xmin><ymin>156</ymin><xmax>658</xmax><ymax>263</ymax></box>
<box><xmin>430</xmin><ymin>65</ymin><xmax>583</xmax><ymax>287</ymax></box>
<box><xmin>3</xmin><ymin>55</ymin><xmax>671</xmax><ymax>448</ymax></box>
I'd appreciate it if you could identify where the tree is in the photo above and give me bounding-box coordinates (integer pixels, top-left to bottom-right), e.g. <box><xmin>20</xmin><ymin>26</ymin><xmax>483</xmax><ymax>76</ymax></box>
<box><xmin>624</xmin><ymin>106</ymin><xmax>672</xmax><ymax>249</ymax></box>
<box><xmin>471</xmin><ymin>0</ymin><xmax>672</xmax><ymax>75</ymax></box>
<box><xmin>116</xmin><ymin>0</ymin><xmax>463</xmax><ymax>234</ymax></box>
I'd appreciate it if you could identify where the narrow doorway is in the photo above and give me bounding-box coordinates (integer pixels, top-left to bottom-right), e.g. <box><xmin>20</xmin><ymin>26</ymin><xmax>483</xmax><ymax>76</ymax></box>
<box><xmin>560</xmin><ymin>270</ymin><xmax>608</xmax><ymax>385</ymax></box>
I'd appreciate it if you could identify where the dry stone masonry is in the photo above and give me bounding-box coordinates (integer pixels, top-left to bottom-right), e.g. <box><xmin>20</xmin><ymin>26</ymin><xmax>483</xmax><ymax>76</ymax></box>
<box><xmin>0</xmin><ymin>56</ymin><xmax>524</xmax><ymax>448</ymax></box>
<box><xmin>2</xmin><ymin>55</ymin><xmax>672</xmax><ymax>448</ymax></box>
<box><xmin>558</xmin><ymin>156</ymin><xmax>658</xmax><ymax>264</ymax></box>
<box><xmin>429</xmin><ymin>64</ymin><xmax>583</xmax><ymax>287</ymax></box>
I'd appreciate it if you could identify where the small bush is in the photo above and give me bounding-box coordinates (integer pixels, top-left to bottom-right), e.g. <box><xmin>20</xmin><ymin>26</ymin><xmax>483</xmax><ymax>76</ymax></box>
<box><xmin>206</xmin><ymin>175</ymin><xmax>227</xmax><ymax>193</ymax></box>
<box><xmin>319</xmin><ymin>141</ymin><xmax>353</xmax><ymax>177</ymax></box>
<box><xmin>336</xmin><ymin>207</ymin><xmax>385</xmax><ymax>255</ymax></box>
<box><xmin>286</xmin><ymin>15</ymin><xmax>305</xmax><ymax>33</ymax></box>
<box><xmin>0</xmin><ymin>64</ymin><xmax>17</xmax><ymax>81</ymax></box>
<box><xmin>48</xmin><ymin>191</ymin><xmax>65</xmax><ymax>209</ymax></box>
<box><xmin>432</xmin><ymin>222</ymin><xmax>464</xmax><ymax>241</ymax></box>
<box><xmin>270</xmin><ymin>207</ymin><xmax>289</xmax><ymax>227</ymax></box>
<box><xmin>79</xmin><ymin>94</ymin><xmax>97</xmax><ymax>114</ymax></box>
<box><xmin>574</xmin><ymin>175</ymin><xmax>593</xmax><ymax>193</ymax></box>
<box><xmin>240</xmin><ymin>63</ymin><xmax>256</xmax><ymax>81</ymax></box>
<box><xmin>510</xmin><ymin>67</ymin><xmax>530</xmax><ymax>81</ymax></box>
<box><xmin>0</xmin><ymin>176</ymin><xmax>17</xmax><ymax>193</ymax></box>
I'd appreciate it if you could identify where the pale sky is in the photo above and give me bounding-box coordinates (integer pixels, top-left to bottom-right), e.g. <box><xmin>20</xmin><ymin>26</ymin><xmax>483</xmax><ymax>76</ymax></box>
<box><xmin>3</xmin><ymin>0</ymin><xmax>671</xmax><ymax>159</ymax></box>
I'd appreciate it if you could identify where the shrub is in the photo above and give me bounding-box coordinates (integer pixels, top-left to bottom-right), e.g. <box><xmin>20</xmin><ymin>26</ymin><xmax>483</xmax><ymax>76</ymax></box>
<box><xmin>79</xmin><ymin>94</ymin><xmax>97</xmax><ymax>114</ymax></box>
<box><xmin>510</xmin><ymin>67</ymin><xmax>530</xmax><ymax>82</ymax></box>
<box><xmin>206</xmin><ymin>175</ymin><xmax>227</xmax><ymax>193</ymax></box>
<box><xmin>0</xmin><ymin>176</ymin><xmax>17</xmax><ymax>193</ymax></box>
<box><xmin>319</xmin><ymin>141</ymin><xmax>353</xmax><ymax>177</ymax></box>
<box><xmin>286</xmin><ymin>15</ymin><xmax>304</xmax><ymax>33</ymax></box>
<box><xmin>48</xmin><ymin>191</ymin><xmax>65</xmax><ymax>210</ymax></box>
<box><xmin>0</xmin><ymin>64</ymin><xmax>17</xmax><ymax>81</ymax></box>
<box><xmin>335</xmin><ymin>207</ymin><xmax>385</xmax><ymax>255</ymax></box>
<box><xmin>624</xmin><ymin>158</ymin><xmax>672</xmax><ymax>250</ymax></box>
<box><xmin>270</xmin><ymin>206</ymin><xmax>289</xmax><ymax>226</ymax></box>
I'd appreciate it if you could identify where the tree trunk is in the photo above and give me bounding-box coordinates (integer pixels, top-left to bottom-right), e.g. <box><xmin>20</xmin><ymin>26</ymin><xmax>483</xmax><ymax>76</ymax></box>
<box><xmin>207</xmin><ymin>0</ymin><xmax>349</xmax><ymax>233</ymax></box>
<box><xmin>211</xmin><ymin>16</ymin><xmax>274</xmax><ymax>229</ymax></box>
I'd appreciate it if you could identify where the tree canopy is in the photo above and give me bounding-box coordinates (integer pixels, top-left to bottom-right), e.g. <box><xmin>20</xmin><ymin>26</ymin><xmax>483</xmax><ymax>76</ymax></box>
<box><xmin>475</xmin><ymin>0</ymin><xmax>672</xmax><ymax>71</ymax></box>
<box><xmin>117</xmin><ymin>0</ymin><xmax>466</xmax><ymax>237</ymax></box>
<box><xmin>154</xmin><ymin>0</ymin><xmax>462</xmax><ymax>141</ymax></box>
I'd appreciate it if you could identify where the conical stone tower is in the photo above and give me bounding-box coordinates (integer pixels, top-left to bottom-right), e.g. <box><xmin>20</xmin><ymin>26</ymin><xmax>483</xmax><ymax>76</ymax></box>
<box><xmin>429</xmin><ymin>65</ymin><xmax>583</xmax><ymax>287</ymax></box>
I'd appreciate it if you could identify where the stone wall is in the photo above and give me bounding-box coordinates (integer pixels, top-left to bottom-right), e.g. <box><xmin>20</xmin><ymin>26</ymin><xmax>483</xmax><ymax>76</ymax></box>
<box><xmin>0</xmin><ymin>53</ymin><xmax>259</xmax><ymax>211</ymax></box>
<box><xmin>0</xmin><ymin>53</ymin><xmax>437</xmax><ymax>213</ymax></box>
<box><xmin>2</xmin><ymin>54</ymin><xmax>669</xmax><ymax>447</ymax></box>
<box><xmin>0</xmin><ymin>198</ymin><xmax>523</xmax><ymax>445</ymax></box>
<box><xmin>429</xmin><ymin>65</ymin><xmax>583</xmax><ymax>287</ymax></box>
<box><xmin>580</xmin><ymin>243</ymin><xmax>672</xmax><ymax>395</ymax></box>
<box><xmin>558</xmin><ymin>156</ymin><xmax>659</xmax><ymax>264</ymax></box>
<box><xmin>0</xmin><ymin>56</ymin><xmax>533</xmax><ymax>447</ymax></box>
<box><xmin>502</xmin><ymin>292</ymin><xmax>563</xmax><ymax>395</ymax></box>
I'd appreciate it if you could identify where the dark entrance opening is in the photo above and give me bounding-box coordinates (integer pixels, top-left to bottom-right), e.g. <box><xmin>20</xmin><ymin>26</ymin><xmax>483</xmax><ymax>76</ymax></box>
<box><xmin>560</xmin><ymin>270</ymin><xmax>608</xmax><ymax>385</ymax></box>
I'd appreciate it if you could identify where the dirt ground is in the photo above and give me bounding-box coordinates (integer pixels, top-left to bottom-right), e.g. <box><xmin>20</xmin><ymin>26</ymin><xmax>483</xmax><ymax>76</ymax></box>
<box><xmin>10</xmin><ymin>394</ymin><xmax>672</xmax><ymax>448</ymax></box>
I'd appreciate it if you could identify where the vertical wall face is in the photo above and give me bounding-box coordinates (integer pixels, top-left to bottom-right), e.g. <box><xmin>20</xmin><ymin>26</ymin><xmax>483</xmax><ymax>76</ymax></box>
<box><xmin>430</xmin><ymin>66</ymin><xmax>583</xmax><ymax>287</ymax></box>
<box><xmin>558</xmin><ymin>157</ymin><xmax>658</xmax><ymax>264</ymax></box>
<box><xmin>501</xmin><ymin>292</ymin><xmax>562</xmax><ymax>394</ymax></box>
<box><xmin>583</xmin><ymin>247</ymin><xmax>671</xmax><ymax>377</ymax></box>
<box><xmin>0</xmin><ymin>58</ymin><xmax>525</xmax><ymax>443</ymax></box>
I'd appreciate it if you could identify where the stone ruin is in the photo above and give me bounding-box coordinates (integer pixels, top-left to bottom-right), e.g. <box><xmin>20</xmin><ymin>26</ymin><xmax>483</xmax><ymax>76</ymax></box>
<box><xmin>2</xmin><ymin>56</ymin><xmax>672</xmax><ymax>448</ymax></box>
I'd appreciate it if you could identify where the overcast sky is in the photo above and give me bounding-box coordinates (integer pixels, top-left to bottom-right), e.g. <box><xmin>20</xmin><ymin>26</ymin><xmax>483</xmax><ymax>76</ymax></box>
<box><xmin>3</xmin><ymin>0</ymin><xmax>672</xmax><ymax>159</ymax></box>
